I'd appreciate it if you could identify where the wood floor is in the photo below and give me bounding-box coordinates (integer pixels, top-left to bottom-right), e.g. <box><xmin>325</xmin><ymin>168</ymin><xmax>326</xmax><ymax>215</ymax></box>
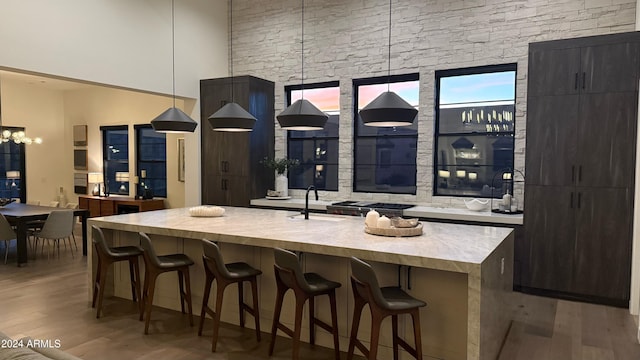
<box><xmin>1</xmin><ymin>241</ymin><xmax>639</xmax><ymax>360</ymax></box>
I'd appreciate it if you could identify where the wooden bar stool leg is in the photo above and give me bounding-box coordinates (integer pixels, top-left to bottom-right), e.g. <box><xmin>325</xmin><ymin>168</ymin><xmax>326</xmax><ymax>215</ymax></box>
<box><xmin>128</xmin><ymin>259</ymin><xmax>137</xmax><ymax>301</ymax></box>
<box><xmin>412</xmin><ymin>309</ymin><xmax>423</xmax><ymax>359</ymax></box>
<box><xmin>211</xmin><ymin>280</ymin><xmax>226</xmax><ymax>352</ymax></box>
<box><xmin>132</xmin><ymin>257</ymin><xmax>142</xmax><ymax>312</ymax></box>
<box><xmin>369</xmin><ymin>310</ymin><xmax>383</xmax><ymax>360</ymax></box>
<box><xmin>329</xmin><ymin>291</ymin><xmax>340</xmax><ymax>360</ymax></box>
<box><xmin>92</xmin><ymin>258</ymin><xmax>102</xmax><ymax>308</ymax></box>
<box><xmin>94</xmin><ymin>260</ymin><xmax>110</xmax><ymax>318</ymax></box>
<box><xmin>392</xmin><ymin>315</ymin><xmax>399</xmax><ymax>360</ymax></box>
<box><xmin>292</xmin><ymin>295</ymin><xmax>306</xmax><ymax>360</ymax></box>
<box><xmin>250</xmin><ymin>277</ymin><xmax>261</xmax><ymax>342</ymax></box>
<box><xmin>182</xmin><ymin>267</ymin><xmax>194</xmax><ymax>326</ymax></box>
<box><xmin>268</xmin><ymin>284</ymin><xmax>285</xmax><ymax>356</ymax></box>
<box><xmin>140</xmin><ymin>270</ymin><xmax>150</xmax><ymax>321</ymax></box>
<box><xmin>308</xmin><ymin>296</ymin><xmax>315</xmax><ymax>345</ymax></box>
<box><xmin>178</xmin><ymin>270</ymin><xmax>186</xmax><ymax>314</ymax></box>
<box><xmin>238</xmin><ymin>281</ymin><xmax>245</xmax><ymax>328</ymax></box>
<box><xmin>198</xmin><ymin>274</ymin><xmax>213</xmax><ymax>336</ymax></box>
<box><xmin>347</xmin><ymin>296</ymin><xmax>366</xmax><ymax>360</ymax></box>
<box><xmin>143</xmin><ymin>273</ymin><xmax>158</xmax><ymax>334</ymax></box>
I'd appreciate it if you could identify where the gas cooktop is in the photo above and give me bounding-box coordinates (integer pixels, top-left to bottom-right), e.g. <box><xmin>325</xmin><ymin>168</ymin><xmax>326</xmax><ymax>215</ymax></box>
<box><xmin>326</xmin><ymin>201</ymin><xmax>414</xmax><ymax>217</ymax></box>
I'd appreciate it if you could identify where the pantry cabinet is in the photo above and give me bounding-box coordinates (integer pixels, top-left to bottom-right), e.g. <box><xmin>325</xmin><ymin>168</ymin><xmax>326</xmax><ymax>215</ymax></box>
<box><xmin>523</xmin><ymin>32</ymin><xmax>639</xmax><ymax>306</ymax></box>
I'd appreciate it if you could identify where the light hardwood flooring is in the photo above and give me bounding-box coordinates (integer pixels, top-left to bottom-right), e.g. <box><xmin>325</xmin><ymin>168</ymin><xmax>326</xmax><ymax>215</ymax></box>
<box><xmin>1</xmin><ymin>240</ymin><xmax>640</xmax><ymax>360</ymax></box>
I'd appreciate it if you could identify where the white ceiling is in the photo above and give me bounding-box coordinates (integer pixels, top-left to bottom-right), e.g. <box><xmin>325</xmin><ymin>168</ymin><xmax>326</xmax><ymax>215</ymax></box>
<box><xmin>0</xmin><ymin>70</ymin><xmax>94</xmax><ymax>91</ymax></box>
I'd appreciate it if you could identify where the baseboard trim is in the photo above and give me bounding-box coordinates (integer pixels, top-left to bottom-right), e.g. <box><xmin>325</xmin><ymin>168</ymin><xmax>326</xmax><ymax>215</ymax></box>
<box><xmin>518</xmin><ymin>286</ymin><xmax>629</xmax><ymax>308</ymax></box>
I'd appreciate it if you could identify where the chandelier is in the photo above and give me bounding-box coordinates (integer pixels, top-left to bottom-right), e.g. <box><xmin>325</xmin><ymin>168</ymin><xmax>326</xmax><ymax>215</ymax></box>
<box><xmin>1</xmin><ymin>129</ymin><xmax>42</xmax><ymax>144</ymax></box>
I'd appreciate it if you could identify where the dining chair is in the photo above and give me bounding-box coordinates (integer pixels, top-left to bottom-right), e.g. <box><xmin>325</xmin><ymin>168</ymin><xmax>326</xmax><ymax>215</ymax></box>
<box><xmin>33</xmin><ymin>210</ymin><xmax>75</xmax><ymax>259</ymax></box>
<box><xmin>0</xmin><ymin>214</ymin><xmax>17</xmax><ymax>264</ymax></box>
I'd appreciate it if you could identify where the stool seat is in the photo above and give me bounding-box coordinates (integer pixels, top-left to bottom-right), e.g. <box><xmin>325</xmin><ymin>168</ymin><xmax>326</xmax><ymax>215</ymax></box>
<box><xmin>156</xmin><ymin>254</ymin><xmax>195</xmax><ymax>268</ymax></box>
<box><xmin>269</xmin><ymin>248</ymin><xmax>341</xmax><ymax>360</ymax></box>
<box><xmin>108</xmin><ymin>246</ymin><xmax>144</xmax><ymax>258</ymax></box>
<box><xmin>198</xmin><ymin>240</ymin><xmax>262</xmax><ymax>352</ymax></box>
<box><xmin>91</xmin><ymin>226</ymin><xmax>143</xmax><ymax>319</ymax></box>
<box><xmin>304</xmin><ymin>272</ymin><xmax>342</xmax><ymax>294</ymax></box>
<box><xmin>226</xmin><ymin>261</ymin><xmax>262</xmax><ymax>278</ymax></box>
<box><xmin>379</xmin><ymin>286</ymin><xmax>427</xmax><ymax>311</ymax></box>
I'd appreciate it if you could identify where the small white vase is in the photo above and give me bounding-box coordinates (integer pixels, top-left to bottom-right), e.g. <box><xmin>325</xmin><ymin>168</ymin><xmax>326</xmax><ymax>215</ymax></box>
<box><xmin>275</xmin><ymin>174</ymin><xmax>288</xmax><ymax>197</ymax></box>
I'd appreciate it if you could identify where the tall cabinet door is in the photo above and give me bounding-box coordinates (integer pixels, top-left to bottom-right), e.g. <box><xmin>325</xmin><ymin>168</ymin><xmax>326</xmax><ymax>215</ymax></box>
<box><xmin>581</xmin><ymin>42</ymin><xmax>639</xmax><ymax>93</ymax></box>
<box><xmin>524</xmin><ymin>95</ymin><xmax>579</xmax><ymax>186</ymax></box>
<box><xmin>527</xmin><ymin>47</ymin><xmax>580</xmax><ymax>96</ymax></box>
<box><xmin>523</xmin><ymin>185</ymin><xmax>576</xmax><ymax>292</ymax></box>
<box><xmin>577</xmin><ymin>92</ymin><xmax>638</xmax><ymax>188</ymax></box>
<box><xmin>573</xmin><ymin>187</ymin><xmax>633</xmax><ymax>301</ymax></box>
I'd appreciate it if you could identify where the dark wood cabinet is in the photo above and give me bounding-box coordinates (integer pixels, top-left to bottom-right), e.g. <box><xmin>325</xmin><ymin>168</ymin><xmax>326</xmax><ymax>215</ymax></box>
<box><xmin>523</xmin><ymin>32</ymin><xmax>639</xmax><ymax>307</ymax></box>
<box><xmin>200</xmin><ymin>76</ymin><xmax>274</xmax><ymax>207</ymax></box>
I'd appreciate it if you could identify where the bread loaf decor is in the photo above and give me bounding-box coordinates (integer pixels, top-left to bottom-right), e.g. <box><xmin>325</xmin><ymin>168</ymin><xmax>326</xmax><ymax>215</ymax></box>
<box><xmin>188</xmin><ymin>205</ymin><xmax>225</xmax><ymax>217</ymax></box>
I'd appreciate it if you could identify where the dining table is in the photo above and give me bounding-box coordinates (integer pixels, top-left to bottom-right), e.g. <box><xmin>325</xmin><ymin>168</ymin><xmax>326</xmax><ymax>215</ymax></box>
<box><xmin>0</xmin><ymin>202</ymin><xmax>89</xmax><ymax>266</ymax></box>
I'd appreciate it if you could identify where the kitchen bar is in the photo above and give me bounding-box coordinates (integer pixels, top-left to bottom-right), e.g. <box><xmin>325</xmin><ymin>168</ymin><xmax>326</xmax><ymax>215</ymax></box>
<box><xmin>87</xmin><ymin>207</ymin><xmax>514</xmax><ymax>360</ymax></box>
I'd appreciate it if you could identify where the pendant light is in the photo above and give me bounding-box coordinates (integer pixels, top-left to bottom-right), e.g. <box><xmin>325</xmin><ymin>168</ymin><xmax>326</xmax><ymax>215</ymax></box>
<box><xmin>359</xmin><ymin>0</ymin><xmax>417</xmax><ymax>127</ymax></box>
<box><xmin>151</xmin><ymin>0</ymin><xmax>198</xmax><ymax>133</ymax></box>
<box><xmin>276</xmin><ymin>0</ymin><xmax>328</xmax><ymax>131</ymax></box>
<box><xmin>208</xmin><ymin>0</ymin><xmax>257</xmax><ymax>132</ymax></box>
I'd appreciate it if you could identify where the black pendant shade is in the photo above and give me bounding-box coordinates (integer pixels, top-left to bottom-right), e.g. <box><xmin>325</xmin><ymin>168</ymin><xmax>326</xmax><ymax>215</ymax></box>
<box><xmin>151</xmin><ymin>107</ymin><xmax>198</xmax><ymax>133</ymax></box>
<box><xmin>208</xmin><ymin>102</ymin><xmax>256</xmax><ymax>132</ymax></box>
<box><xmin>360</xmin><ymin>91</ymin><xmax>417</xmax><ymax>127</ymax></box>
<box><xmin>277</xmin><ymin>99</ymin><xmax>328</xmax><ymax>131</ymax></box>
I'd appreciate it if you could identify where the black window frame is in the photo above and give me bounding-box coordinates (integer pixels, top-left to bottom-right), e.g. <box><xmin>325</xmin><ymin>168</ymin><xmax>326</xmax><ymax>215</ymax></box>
<box><xmin>285</xmin><ymin>80</ymin><xmax>340</xmax><ymax>191</ymax></box>
<box><xmin>433</xmin><ymin>63</ymin><xmax>517</xmax><ymax>198</ymax></box>
<box><xmin>353</xmin><ymin>73</ymin><xmax>420</xmax><ymax>195</ymax></box>
<box><xmin>135</xmin><ymin>124</ymin><xmax>167</xmax><ymax>198</ymax></box>
<box><xmin>0</xmin><ymin>126</ymin><xmax>26</xmax><ymax>203</ymax></box>
<box><xmin>101</xmin><ymin>125</ymin><xmax>129</xmax><ymax>196</ymax></box>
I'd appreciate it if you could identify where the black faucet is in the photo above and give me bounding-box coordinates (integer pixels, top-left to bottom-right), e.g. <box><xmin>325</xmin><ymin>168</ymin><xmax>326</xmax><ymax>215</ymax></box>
<box><xmin>303</xmin><ymin>185</ymin><xmax>318</xmax><ymax>220</ymax></box>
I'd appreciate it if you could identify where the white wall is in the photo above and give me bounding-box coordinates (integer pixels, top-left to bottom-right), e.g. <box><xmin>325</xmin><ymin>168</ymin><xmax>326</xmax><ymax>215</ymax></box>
<box><xmin>1</xmin><ymin>79</ymin><xmax>67</xmax><ymax>204</ymax></box>
<box><xmin>0</xmin><ymin>0</ymin><xmax>229</xmax><ymax>207</ymax></box>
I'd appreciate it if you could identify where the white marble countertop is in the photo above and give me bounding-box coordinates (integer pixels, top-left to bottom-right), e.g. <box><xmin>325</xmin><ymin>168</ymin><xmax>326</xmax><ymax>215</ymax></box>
<box><xmin>88</xmin><ymin>207</ymin><xmax>513</xmax><ymax>274</ymax></box>
<box><xmin>250</xmin><ymin>198</ymin><xmax>523</xmax><ymax>225</ymax></box>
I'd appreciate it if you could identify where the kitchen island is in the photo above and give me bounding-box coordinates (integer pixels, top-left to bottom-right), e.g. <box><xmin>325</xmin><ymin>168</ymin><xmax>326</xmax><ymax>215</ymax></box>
<box><xmin>87</xmin><ymin>207</ymin><xmax>514</xmax><ymax>360</ymax></box>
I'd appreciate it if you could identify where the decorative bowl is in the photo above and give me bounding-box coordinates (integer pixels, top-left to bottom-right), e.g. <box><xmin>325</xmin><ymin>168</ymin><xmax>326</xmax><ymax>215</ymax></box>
<box><xmin>390</xmin><ymin>217</ymin><xmax>419</xmax><ymax>228</ymax></box>
<box><xmin>188</xmin><ymin>205</ymin><xmax>225</xmax><ymax>217</ymax></box>
<box><xmin>464</xmin><ymin>199</ymin><xmax>489</xmax><ymax>211</ymax></box>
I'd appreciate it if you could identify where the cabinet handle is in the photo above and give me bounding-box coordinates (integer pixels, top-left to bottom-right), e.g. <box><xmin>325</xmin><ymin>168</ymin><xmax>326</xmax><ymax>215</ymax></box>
<box><xmin>571</xmin><ymin>165</ymin><xmax>575</xmax><ymax>182</ymax></box>
<box><xmin>225</xmin><ymin>161</ymin><xmax>230</xmax><ymax>172</ymax></box>
<box><xmin>578</xmin><ymin>192</ymin><xmax>582</xmax><ymax>208</ymax></box>
<box><xmin>574</xmin><ymin>73</ymin><xmax>578</xmax><ymax>90</ymax></box>
<box><xmin>407</xmin><ymin>266</ymin><xmax>412</xmax><ymax>290</ymax></box>
<box><xmin>582</xmin><ymin>72</ymin><xmax>586</xmax><ymax>90</ymax></box>
<box><xmin>578</xmin><ymin>166</ymin><xmax>582</xmax><ymax>182</ymax></box>
<box><xmin>220</xmin><ymin>161</ymin><xmax>225</xmax><ymax>172</ymax></box>
<box><xmin>570</xmin><ymin>192</ymin><xmax>574</xmax><ymax>208</ymax></box>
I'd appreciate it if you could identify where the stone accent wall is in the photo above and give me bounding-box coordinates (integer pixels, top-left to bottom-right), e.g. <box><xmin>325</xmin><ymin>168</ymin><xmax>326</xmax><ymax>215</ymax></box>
<box><xmin>231</xmin><ymin>0</ymin><xmax>636</xmax><ymax>206</ymax></box>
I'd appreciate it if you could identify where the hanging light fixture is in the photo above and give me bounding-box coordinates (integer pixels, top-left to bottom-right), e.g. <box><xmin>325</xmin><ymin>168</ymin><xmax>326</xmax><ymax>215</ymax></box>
<box><xmin>276</xmin><ymin>0</ymin><xmax>328</xmax><ymax>131</ymax></box>
<box><xmin>208</xmin><ymin>0</ymin><xmax>256</xmax><ymax>132</ymax></box>
<box><xmin>359</xmin><ymin>0</ymin><xmax>417</xmax><ymax>127</ymax></box>
<box><xmin>151</xmin><ymin>0</ymin><xmax>198</xmax><ymax>133</ymax></box>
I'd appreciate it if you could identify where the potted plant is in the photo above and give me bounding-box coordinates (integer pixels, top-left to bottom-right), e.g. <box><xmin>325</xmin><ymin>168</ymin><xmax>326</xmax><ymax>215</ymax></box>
<box><xmin>261</xmin><ymin>157</ymin><xmax>299</xmax><ymax>197</ymax></box>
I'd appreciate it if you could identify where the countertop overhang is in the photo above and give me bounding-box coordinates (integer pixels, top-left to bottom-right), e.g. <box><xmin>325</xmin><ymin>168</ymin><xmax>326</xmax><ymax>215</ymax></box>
<box><xmin>88</xmin><ymin>206</ymin><xmax>513</xmax><ymax>274</ymax></box>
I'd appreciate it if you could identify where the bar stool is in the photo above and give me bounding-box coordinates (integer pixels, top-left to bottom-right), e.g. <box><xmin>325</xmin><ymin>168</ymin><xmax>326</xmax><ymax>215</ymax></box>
<box><xmin>269</xmin><ymin>248</ymin><xmax>341</xmax><ymax>360</ymax></box>
<box><xmin>91</xmin><ymin>225</ymin><xmax>143</xmax><ymax>318</ymax></box>
<box><xmin>138</xmin><ymin>232</ymin><xmax>194</xmax><ymax>334</ymax></box>
<box><xmin>198</xmin><ymin>240</ymin><xmax>262</xmax><ymax>351</ymax></box>
<box><xmin>347</xmin><ymin>257</ymin><xmax>426</xmax><ymax>360</ymax></box>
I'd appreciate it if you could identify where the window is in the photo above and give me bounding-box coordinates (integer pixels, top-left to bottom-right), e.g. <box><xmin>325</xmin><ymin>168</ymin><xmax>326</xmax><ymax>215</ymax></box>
<box><xmin>434</xmin><ymin>64</ymin><xmax>517</xmax><ymax>197</ymax></box>
<box><xmin>286</xmin><ymin>81</ymin><xmax>339</xmax><ymax>191</ymax></box>
<box><xmin>0</xmin><ymin>127</ymin><xmax>25</xmax><ymax>202</ymax></box>
<box><xmin>353</xmin><ymin>74</ymin><xmax>419</xmax><ymax>194</ymax></box>
<box><xmin>101</xmin><ymin>126</ymin><xmax>129</xmax><ymax>195</ymax></box>
<box><xmin>136</xmin><ymin>125</ymin><xmax>167</xmax><ymax>198</ymax></box>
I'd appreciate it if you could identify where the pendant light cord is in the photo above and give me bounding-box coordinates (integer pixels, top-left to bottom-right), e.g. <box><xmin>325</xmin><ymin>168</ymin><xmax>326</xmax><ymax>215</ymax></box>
<box><xmin>301</xmin><ymin>0</ymin><xmax>305</xmax><ymax>99</ymax></box>
<box><xmin>387</xmin><ymin>0</ymin><xmax>392</xmax><ymax>92</ymax></box>
<box><xmin>172</xmin><ymin>0</ymin><xmax>176</xmax><ymax>108</ymax></box>
<box><xmin>230</xmin><ymin>0</ymin><xmax>235</xmax><ymax>103</ymax></box>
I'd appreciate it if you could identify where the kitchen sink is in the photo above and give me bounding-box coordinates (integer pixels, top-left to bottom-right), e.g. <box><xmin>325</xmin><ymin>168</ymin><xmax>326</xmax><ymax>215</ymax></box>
<box><xmin>288</xmin><ymin>213</ymin><xmax>347</xmax><ymax>222</ymax></box>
